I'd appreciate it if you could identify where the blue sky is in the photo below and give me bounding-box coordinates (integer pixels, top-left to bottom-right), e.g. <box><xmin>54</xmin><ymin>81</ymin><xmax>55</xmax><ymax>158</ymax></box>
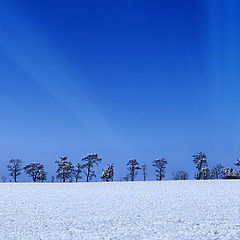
<box><xmin>0</xmin><ymin>0</ymin><xmax>240</xmax><ymax>181</ymax></box>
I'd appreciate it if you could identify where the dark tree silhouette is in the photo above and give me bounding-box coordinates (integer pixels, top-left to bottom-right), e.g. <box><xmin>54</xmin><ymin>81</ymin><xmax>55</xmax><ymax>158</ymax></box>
<box><xmin>24</xmin><ymin>162</ymin><xmax>47</xmax><ymax>182</ymax></box>
<box><xmin>211</xmin><ymin>164</ymin><xmax>224</xmax><ymax>179</ymax></box>
<box><xmin>152</xmin><ymin>158</ymin><xmax>168</xmax><ymax>181</ymax></box>
<box><xmin>81</xmin><ymin>153</ymin><xmax>102</xmax><ymax>182</ymax></box>
<box><xmin>142</xmin><ymin>164</ymin><xmax>147</xmax><ymax>181</ymax></box>
<box><xmin>7</xmin><ymin>159</ymin><xmax>22</xmax><ymax>182</ymax></box>
<box><xmin>55</xmin><ymin>156</ymin><xmax>74</xmax><ymax>182</ymax></box>
<box><xmin>172</xmin><ymin>170</ymin><xmax>189</xmax><ymax>180</ymax></box>
<box><xmin>127</xmin><ymin>159</ymin><xmax>141</xmax><ymax>181</ymax></box>
<box><xmin>101</xmin><ymin>164</ymin><xmax>114</xmax><ymax>182</ymax></box>
<box><xmin>74</xmin><ymin>163</ymin><xmax>82</xmax><ymax>182</ymax></box>
<box><xmin>193</xmin><ymin>152</ymin><xmax>207</xmax><ymax>180</ymax></box>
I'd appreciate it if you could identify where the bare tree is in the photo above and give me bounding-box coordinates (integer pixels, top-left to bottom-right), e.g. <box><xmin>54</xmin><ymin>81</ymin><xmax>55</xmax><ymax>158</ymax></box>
<box><xmin>127</xmin><ymin>159</ymin><xmax>141</xmax><ymax>181</ymax></box>
<box><xmin>193</xmin><ymin>152</ymin><xmax>207</xmax><ymax>180</ymax></box>
<box><xmin>55</xmin><ymin>156</ymin><xmax>74</xmax><ymax>182</ymax></box>
<box><xmin>81</xmin><ymin>153</ymin><xmax>102</xmax><ymax>182</ymax></box>
<box><xmin>74</xmin><ymin>163</ymin><xmax>82</xmax><ymax>182</ymax></box>
<box><xmin>142</xmin><ymin>164</ymin><xmax>147</xmax><ymax>181</ymax></box>
<box><xmin>153</xmin><ymin>158</ymin><xmax>168</xmax><ymax>181</ymax></box>
<box><xmin>172</xmin><ymin>170</ymin><xmax>189</xmax><ymax>180</ymax></box>
<box><xmin>211</xmin><ymin>164</ymin><xmax>224</xmax><ymax>179</ymax></box>
<box><xmin>101</xmin><ymin>164</ymin><xmax>114</xmax><ymax>182</ymax></box>
<box><xmin>24</xmin><ymin>162</ymin><xmax>47</xmax><ymax>182</ymax></box>
<box><xmin>7</xmin><ymin>159</ymin><xmax>22</xmax><ymax>182</ymax></box>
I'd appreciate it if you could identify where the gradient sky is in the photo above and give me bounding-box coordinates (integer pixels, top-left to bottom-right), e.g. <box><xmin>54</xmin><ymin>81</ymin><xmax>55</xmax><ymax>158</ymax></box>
<box><xmin>1</xmin><ymin>0</ymin><xmax>240</xmax><ymax>181</ymax></box>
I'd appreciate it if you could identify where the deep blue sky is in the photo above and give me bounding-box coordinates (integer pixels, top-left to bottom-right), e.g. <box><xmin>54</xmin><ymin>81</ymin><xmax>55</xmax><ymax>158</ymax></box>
<box><xmin>1</xmin><ymin>0</ymin><xmax>240</xmax><ymax>181</ymax></box>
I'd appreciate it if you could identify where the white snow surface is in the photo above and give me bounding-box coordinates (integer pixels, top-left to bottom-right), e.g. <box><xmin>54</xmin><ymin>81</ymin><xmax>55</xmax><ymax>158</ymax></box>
<box><xmin>0</xmin><ymin>180</ymin><xmax>240</xmax><ymax>240</ymax></box>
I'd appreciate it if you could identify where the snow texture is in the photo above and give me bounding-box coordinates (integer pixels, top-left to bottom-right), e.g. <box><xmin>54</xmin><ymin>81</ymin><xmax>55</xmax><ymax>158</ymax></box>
<box><xmin>0</xmin><ymin>180</ymin><xmax>240</xmax><ymax>239</ymax></box>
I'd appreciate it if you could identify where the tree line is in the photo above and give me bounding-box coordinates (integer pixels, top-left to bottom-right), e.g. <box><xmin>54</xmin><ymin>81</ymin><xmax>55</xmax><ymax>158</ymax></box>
<box><xmin>3</xmin><ymin>152</ymin><xmax>240</xmax><ymax>182</ymax></box>
<box><xmin>192</xmin><ymin>152</ymin><xmax>240</xmax><ymax>180</ymax></box>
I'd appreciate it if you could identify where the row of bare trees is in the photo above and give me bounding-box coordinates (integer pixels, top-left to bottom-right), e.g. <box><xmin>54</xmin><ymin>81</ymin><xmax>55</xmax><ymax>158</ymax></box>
<box><xmin>7</xmin><ymin>159</ymin><xmax>47</xmax><ymax>182</ymax></box>
<box><xmin>122</xmin><ymin>158</ymin><xmax>168</xmax><ymax>181</ymax></box>
<box><xmin>192</xmin><ymin>152</ymin><xmax>240</xmax><ymax>180</ymax></box>
<box><xmin>55</xmin><ymin>156</ymin><xmax>169</xmax><ymax>182</ymax></box>
<box><xmin>55</xmin><ymin>154</ymin><xmax>102</xmax><ymax>182</ymax></box>
<box><xmin>5</xmin><ymin>154</ymin><xmax>103</xmax><ymax>183</ymax></box>
<box><xmin>5</xmin><ymin>152</ymin><xmax>240</xmax><ymax>182</ymax></box>
<box><xmin>5</xmin><ymin>154</ymin><xmax>169</xmax><ymax>182</ymax></box>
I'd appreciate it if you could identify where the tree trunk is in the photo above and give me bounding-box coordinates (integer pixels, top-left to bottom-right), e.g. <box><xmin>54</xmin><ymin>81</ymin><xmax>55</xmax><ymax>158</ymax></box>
<box><xmin>86</xmin><ymin>167</ymin><xmax>90</xmax><ymax>182</ymax></box>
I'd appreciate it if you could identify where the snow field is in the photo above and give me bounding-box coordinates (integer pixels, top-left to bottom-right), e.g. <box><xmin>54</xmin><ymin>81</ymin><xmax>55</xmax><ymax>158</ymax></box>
<box><xmin>0</xmin><ymin>180</ymin><xmax>240</xmax><ymax>239</ymax></box>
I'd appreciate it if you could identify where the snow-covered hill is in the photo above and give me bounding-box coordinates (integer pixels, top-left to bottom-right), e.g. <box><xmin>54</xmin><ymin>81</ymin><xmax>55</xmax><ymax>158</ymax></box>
<box><xmin>0</xmin><ymin>180</ymin><xmax>240</xmax><ymax>239</ymax></box>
